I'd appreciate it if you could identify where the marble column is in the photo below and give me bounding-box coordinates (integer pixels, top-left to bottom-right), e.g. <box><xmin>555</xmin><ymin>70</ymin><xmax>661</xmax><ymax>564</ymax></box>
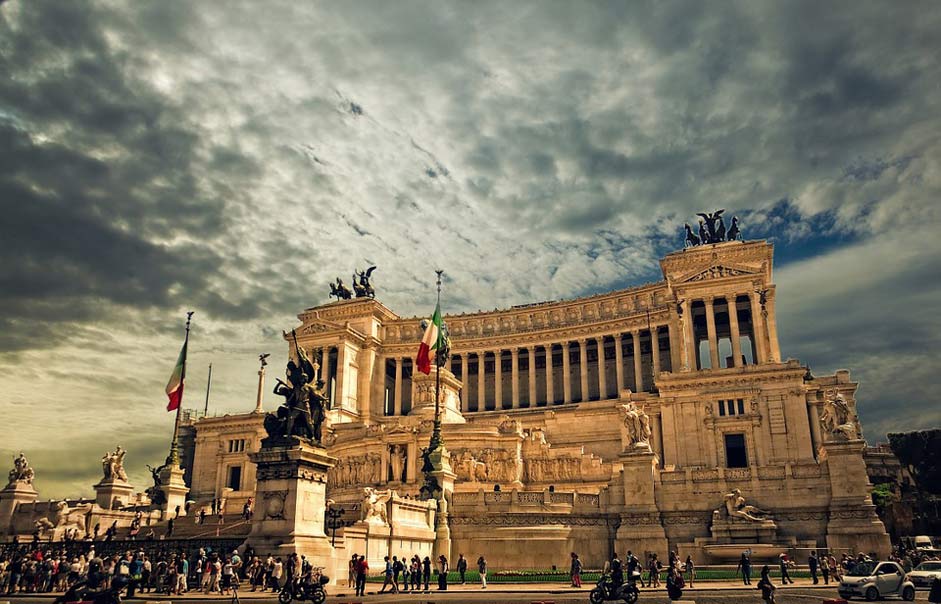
<box><xmin>632</xmin><ymin>331</ymin><xmax>643</xmax><ymax>392</ymax></box>
<box><xmin>545</xmin><ymin>345</ymin><xmax>555</xmax><ymax>405</ymax></box>
<box><xmin>682</xmin><ymin>299</ymin><xmax>695</xmax><ymax>371</ymax></box>
<box><xmin>651</xmin><ymin>412</ymin><xmax>663</xmax><ymax>461</ymax></box>
<box><xmin>393</xmin><ymin>357</ymin><xmax>403</xmax><ymax>416</ymax></box>
<box><xmin>766</xmin><ymin>294</ymin><xmax>781</xmax><ymax>362</ymax></box>
<box><xmin>445</xmin><ymin>355</ymin><xmax>452</xmax><ymax>372</ymax></box>
<box><xmin>651</xmin><ymin>327</ymin><xmax>661</xmax><ymax>382</ymax></box>
<box><xmin>511</xmin><ymin>348</ymin><xmax>520</xmax><ymax>409</ymax></box>
<box><xmin>461</xmin><ymin>354</ymin><xmax>470</xmax><ymax>410</ymax></box>
<box><xmin>321</xmin><ymin>347</ymin><xmax>332</xmax><ymax>400</ymax></box>
<box><xmin>527</xmin><ymin>347</ymin><xmax>537</xmax><ymax>407</ymax></box>
<box><xmin>477</xmin><ymin>351</ymin><xmax>487</xmax><ymax>411</ymax></box>
<box><xmin>494</xmin><ymin>350</ymin><xmax>503</xmax><ymax>410</ymax></box>
<box><xmin>562</xmin><ymin>342</ymin><xmax>572</xmax><ymax>404</ymax></box>
<box><xmin>596</xmin><ymin>336</ymin><xmax>607</xmax><ymax>399</ymax></box>
<box><xmin>749</xmin><ymin>292</ymin><xmax>768</xmax><ymax>364</ymax></box>
<box><xmin>704</xmin><ymin>298</ymin><xmax>720</xmax><ymax>370</ymax></box>
<box><xmin>728</xmin><ymin>298</ymin><xmax>743</xmax><ymax>367</ymax></box>
<box><xmin>578</xmin><ymin>339</ymin><xmax>589</xmax><ymax>402</ymax></box>
<box><xmin>614</xmin><ymin>334</ymin><xmax>625</xmax><ymax>393</ymax></box>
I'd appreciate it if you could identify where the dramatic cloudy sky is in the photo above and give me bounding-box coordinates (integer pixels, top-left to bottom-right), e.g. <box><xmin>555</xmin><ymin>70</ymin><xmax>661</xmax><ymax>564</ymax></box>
<box><xmin>2</xmin><ymin>1</ymin><xmax>940</xmax><ymax>498</ymax></box>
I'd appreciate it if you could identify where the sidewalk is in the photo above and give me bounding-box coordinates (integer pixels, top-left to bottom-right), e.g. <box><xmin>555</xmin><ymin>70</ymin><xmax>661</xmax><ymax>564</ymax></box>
<box><xmin>3</xmin><ymin>578</ymin><xmax>838</xmax><ymax>600</ymax></box>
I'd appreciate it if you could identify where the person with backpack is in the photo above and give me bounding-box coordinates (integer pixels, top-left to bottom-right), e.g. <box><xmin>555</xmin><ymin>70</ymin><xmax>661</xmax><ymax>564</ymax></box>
<box><xmin>456</xmin><ymin>554</ymin><xmax>467</xmax><ymax>584</ymax></box>
<box><xmin>379</xmin><ymin>556</ymin><xmax>396</xmax><ymax>594</ymax></box>
<box><xmin>570</xmin><ymin>552</ymin><xmax>582</xmax><ymax>588</ymax></box>
<box><xmin>392</xmin><ymin>556</ymin><xmax>403</xmax><ymax>592</ymax></box>
<box><xmin>757</xmin><ymin>565</ymin><xmax>776</xmax><ymax>604</ymax></box>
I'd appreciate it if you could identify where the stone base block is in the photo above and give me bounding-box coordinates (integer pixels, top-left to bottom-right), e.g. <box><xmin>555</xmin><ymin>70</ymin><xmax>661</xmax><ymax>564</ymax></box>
<box><xmin>94</xmin><ymin>479</ymin><xmax>134</xmax><ymax>510</ymax></box>
<box><xmin>710</xmin><ymin>518</ymin><xmax>778</xmax><ymax>543</ymax></box>
<box><xmin>616</xmin><ymin>512</ymin><xmax>668</xmax><ymax>559</ymax></box>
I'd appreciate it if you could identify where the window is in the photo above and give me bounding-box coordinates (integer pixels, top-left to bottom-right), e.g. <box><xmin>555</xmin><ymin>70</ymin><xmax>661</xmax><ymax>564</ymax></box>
<box><xmin>724</xmin><ymin>433</ymin><xmax>748</xmax><ymax>468</ymax></box>
<box><xmin>227</xmin><ymin>439</ymin><xmax>246</xmax><ymax>453</ymax></box>
<box><xmin>227</xmin><ymin>465</ymin><xmax>242</xmax><ymax>491</ymax></box>
<box><xmin>716</xmin><ymin>399</ymin><xmax>746</xmax><ymax>417</ymax></box>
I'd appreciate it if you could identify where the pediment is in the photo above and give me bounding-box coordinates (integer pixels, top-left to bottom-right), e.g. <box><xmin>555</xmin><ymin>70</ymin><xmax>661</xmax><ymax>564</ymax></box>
<box><xmin>678</xmin><ymin>263</ymin><xmax>758</xmax><ymax>283</ymax></box>
<box><xmin>297</xmin><ymin>313</ymin><xmax>345</xmax><ymax>335</ymax></box>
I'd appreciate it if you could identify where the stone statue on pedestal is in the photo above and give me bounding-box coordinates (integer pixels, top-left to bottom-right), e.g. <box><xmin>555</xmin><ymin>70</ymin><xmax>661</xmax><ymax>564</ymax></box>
<box><xmin>101</xmin><ymin>446</ymin><xmax>128</xmax><ymax>482</ymax></box>
<box><xmin>361</xmin><ymin>487</ymin><xmax>390</xmax><ymax>525</ymax></box>
<box><xmin>6</xmin><ymin>453</ymin><xmax>34</xmax><ymax>487</ymax></box>
<box><xmin>621</xmin><ymin>402</ymin><xmax>652</xmax><ymax>449</ymax></box>
<box><xmin>718</xmin><ymin>488</ymin><xmax>773</xmax><ymax>522</ymax></box>
<box><xmin>820</xmin><ymin>390</ymin><xmax>860</xmax><ymax>441</ymax></box>
<box><xmin>265</xmin><ymin>331</ymin><xmax>330</xmax><ymax>446</ymax></box>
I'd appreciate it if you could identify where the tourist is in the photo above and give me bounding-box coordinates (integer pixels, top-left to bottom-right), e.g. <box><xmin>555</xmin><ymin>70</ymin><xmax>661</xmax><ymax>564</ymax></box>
<box><xmin>828</xmin><ymin>552</ymin><xmax>841</xmax><ymax>582</ymax></box>
<box><xmin>354</xmin><ymin>554</ymin><xmax>368</xmax><ymax>597</ymax></box>
<box><xmin>221</xmin><ymin>556</ymin><xmax>234</xmax><ymax>596</ymax></box>
<box><xmin>348</xmin><ymin>554</ymin><xmax>357</xmax><ymax>589</ymax></box>
<box><xmin>126</xmin><ymin>552</ymin><xmax>143</xmax><ymax>598</ymax></box>
<box><xmin>477</xmin><ymin>555</ymin><xmax>487</xmax><ymax>589</ymax></box>
<box><xmin>272</xmin><ymin>557</ymin><xmax>283</xmax><ymax>590</ymax></box>
<box><xmin>737</xmin><ymin>551</ymin><xmax>751</xmax><ymax>585</ymax></box>
<box><xmin>392</xmin><ymin>555</ymin><xmax>403</xmax><ymax>591</ymax></box>
<box><xmin>211</xmin><ymin>498</ymin><xmax>217</xmax><ymax>515</ymax></box>
<box><xmin>242</xmin><ymin>498</ymin><xmax>253</xmax><ymax>520</ymax></box>
<box><xmin>665</xmin><ymin>565</ymin><xmax>684</xmax><ymax>601</ymax></box>
<box><xmin>625</xmin><ymin>551</ymin><xmax>640</xmax><ymax>587</ymax></box>
<box><xmin>808</xmin><ymin>550</ymin><xmax>819</xmax><ymax>584</ymax></box>
<box><xmin>437</xmin><ymin>555</ymin><xmax>448</xmax><ymax>590</ymax></box>
<box><xmin>758</xmin><ymin>565</ymin><xmax>776</xmax><ymax>604</ymax></box>
<box><xmin>422</xmin><ymin>556</ymin><xmax>431</xmax><ymax>591</ymax></box>
<box><xmin>175</xmin><ymin>553</ymin><xmax>188</xmax><ymax>595</ymax></box>
<box><xmin>379</xmin><ymin>555</ymin><xmax>395</xmax><ymax>593</ymax></box>
<box><xmin>570</xmin><ymin>552</ymin><xmax>582</xmax><ymax>587</ymax></box>
<box><xmin>778</xmin><ymin>553</ymin><xmax>793</xmax><ymax>584</ymax></box>
<box><xmin>456</xmin><ymin>553</ymin><xmax>467</xmax><ymax>584</ymax></box>
<box><xmin>199</xmin><ymin>508</ymin><xmax>207</xmax><ymax>525</ymax></box>
<box><xmin>402</xmin><ymin>556</ymin><xmax>411</xmax><ymax>592</ymax></box>
<box><xmin>412</xmin><ymin>556</ymin><xmax>422</xmax><ymax>591</ymax></box>
<box><xmin>821</xmin><ymin>551</ymin><xmax>830</xmax><ymax>585</ymax></box>
<box><xmin>610</xmin><ymin>552</ymin><xmax>624</xmax><ymax>588</ymax></box>
<box><xmin>647</xmin><ymin>553</ymin><xmax>660</xmax><ymax>588</ymax></box>
<box><xmin>684</xmin><ymin>554</ymin><xmax>695</xmax><ymax>588</ymax></box>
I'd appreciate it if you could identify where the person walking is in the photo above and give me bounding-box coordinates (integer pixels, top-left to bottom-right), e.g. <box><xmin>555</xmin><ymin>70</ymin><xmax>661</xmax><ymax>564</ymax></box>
<box><xmin>611</xmin><ymin>552</ymin><xmax>624</xmax><ymax>589</ymax></box>
<box><xmin>477</xmin><ymin>555</ymin><xmax>487</xmax><ymax>589</ymax></box>
<box><xmin>379</xmin><ymin>556</ymin><xmax>395</xmax><ymax>593</ymax></box>
<box><xmin>737</xmin><ymin>551</ymin><xmax>751</xmax><ymax>585</ymax></box>
<box><xmin>821</xmin><ymin>551</ymin><xmax>830</xmax><ymax>585</ymax></box>
<box><xmin>392</xmin><ymin>556</ymin><xmax>403</xmax><ymax>592</ymax></box>
<box><xmin>758</xmin><ymin>565</ymin><xmax>776</xmax><ymax>604</ymax></box>
<box><xmin>437</xmin><ymin>555</ymin><xmax>449</xmax><ymax>591</ymax></box>
<box><xmin>684</xmin><ymin>554</ymin><xmax>695</xmax><ymax>588</ymax></box>
<box><xmin>354</xmin><ymin>555</ymin><xmax>368</xmax><ymax>597</ymax></box>
<box><xmin>422</xmin><ymin>556</ymin><xmax>431</xmax><ymax>592</ymax></box>
<box><xmin>348</xmin><ymin>555</ymin><xmax>357</xmax><ymax>589</ymax></box>
<box><xmin>647</xmin><ymin>553</ymin><xmax>660</xmax><ymax>588</ymax></box>
<box><xmin>456</xmin><ymin>554</ymin><xmax>467</xmax><ymax>584</ymax></box>
<box><xmin>570</xmin><ymin>552</ymin><xmax>582</xmax><ymax>588</ymax></box>
<box><xmin>778</xmin><ymin>553</ymin><xmax>793</xmax><ymax>584</ymax></box>
<box><xmin>808</xmin><ymin>550</ymin><xmax>819</xmax><ymax>585</ymax></box>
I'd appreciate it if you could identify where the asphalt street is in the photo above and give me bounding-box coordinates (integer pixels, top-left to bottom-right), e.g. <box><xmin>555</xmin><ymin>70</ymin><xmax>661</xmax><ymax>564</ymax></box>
<box><xmin>0</xmin><ymin>587</ymin><xmax>935</xmax><ymax>604</ymax></box>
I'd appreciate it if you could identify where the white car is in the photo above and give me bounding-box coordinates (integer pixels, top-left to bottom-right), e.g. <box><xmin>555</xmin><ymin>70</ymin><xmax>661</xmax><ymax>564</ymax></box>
<box><xmin>838</xmin><ymin>561</ymin><xmax>915</xmax><ymax>601</ymax></box>
<box><xmin>907</xmin><ymin>560</ymin><xmax>941</xmax><ymax>590</ymax></box>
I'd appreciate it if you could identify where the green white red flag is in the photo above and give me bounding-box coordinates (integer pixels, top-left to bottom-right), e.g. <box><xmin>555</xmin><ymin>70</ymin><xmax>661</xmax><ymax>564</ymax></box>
<box><xmin>416</xmin><ymin>302</ymin><xmax>443</xmax><ymax>375</ymax></box>
<box><xmin>165</xmin><ymin>336</ymin><xmax>188</xmax><ymax>411</ymax></box>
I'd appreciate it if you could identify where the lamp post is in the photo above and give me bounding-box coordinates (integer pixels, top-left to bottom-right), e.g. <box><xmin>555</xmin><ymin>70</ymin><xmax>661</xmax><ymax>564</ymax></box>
<box><xmin>326</xmin><ymin>506</ymin><xmax>346</xmax><ymax>547</ymax></box>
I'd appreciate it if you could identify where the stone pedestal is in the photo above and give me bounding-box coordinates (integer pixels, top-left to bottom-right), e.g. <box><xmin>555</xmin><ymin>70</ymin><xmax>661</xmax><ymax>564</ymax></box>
<box><xmin>93</xmin><ymin>478</ymin><xmax>134</xmax><ymax>510</ymax></box>
<box><xmin>157</xmin><ymin>464</ymin><xmax>189</xmax><ymax>517</ymax></box>
<box><xmin>428</xmin><ymin>446</ymin><xmax>456</xmax><ymax>561</ymax></box>
<box><xmin>247</xmin><ymin>440</ymin><xmax>339</xmax><ymax>580</ymax></box>
<box><xmin>709</xmin><ymin>517</ymin><xmax>778</xmax><ymax>543</ymax></box>
<box><xmin>821</xmin><ymin>440</ymin><xmax>891</xmax><ymax>557</ymax></box>
<box><xmin>409</xmin><ymin>367</ymin><xmax>466</xmax><ymax>424</ymax></box>
<box><xmin>0</xmin><ymin>481</ymin><xmax>38</xmax><ymax>533</ymax></box>
<box><xmin>615</xmin><ymin>447</ymin><xmax>668</xmax><ymax>557</ymax></box>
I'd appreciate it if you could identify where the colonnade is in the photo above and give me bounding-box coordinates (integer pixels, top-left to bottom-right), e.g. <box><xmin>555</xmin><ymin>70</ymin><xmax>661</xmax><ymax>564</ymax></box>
<box><xmin>383</xmin><ymin>327</ymin><xmax>670</xmax><ymax>415</ymax></box>
<box><xmin>681</xmin><ymin>292</ymin><xmax>770</xmax><ymax>370</ymax></box>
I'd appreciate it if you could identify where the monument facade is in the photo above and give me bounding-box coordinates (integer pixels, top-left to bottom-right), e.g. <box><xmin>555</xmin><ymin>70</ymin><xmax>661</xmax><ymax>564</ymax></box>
<box><xmin>174</xmin><ymin>233</ymin><xmax>888</xmax><ymax>568</ymax></box>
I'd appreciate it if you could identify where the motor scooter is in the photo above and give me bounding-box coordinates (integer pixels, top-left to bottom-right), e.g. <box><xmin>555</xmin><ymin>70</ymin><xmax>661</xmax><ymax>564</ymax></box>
<box><xmin>278</xmin><ymin>573</ymin><xmax>329</xmax><ymax>604</ymax></box>
<box><xmin>588</xmin><ymin>570</ymin><xmax>640</xmax><ymax>604</ymax></box>
<box><xmin>53</xmin><ymin>580</ymin><xmax>122</xmax><ymax>604</ymax></box>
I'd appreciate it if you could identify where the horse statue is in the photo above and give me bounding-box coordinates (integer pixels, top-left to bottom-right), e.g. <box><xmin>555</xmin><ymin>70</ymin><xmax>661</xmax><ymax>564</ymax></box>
<box><xmin>696</xmin><ymin>209</ymin><xmax>726</xmax><ymax>243</ymax></box>
<box><xmin>726</xmin><ymin>216</ymin><xmax>741</xmax><ymax>241</ymax></box>
<box><xmin>684</xmin><ymin>223</ymin><xmax>700</xmax><ymax>248</ymax></box>
<box><xmin>329</xmin><ymin>277</ymin><xmax>353</xmax><ymax>300</ymax></box>
<box><xmin>352</xmin><ymin>266</ymin><xmax>377</xmax><ymax>298</ymax></box>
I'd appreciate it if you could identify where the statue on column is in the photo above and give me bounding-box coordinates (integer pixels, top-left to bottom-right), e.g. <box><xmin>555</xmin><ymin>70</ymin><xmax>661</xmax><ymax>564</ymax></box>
<box><xmin>620</xmin><ymin>402</ymin><xmax>652</xmax><ymax>449</ymax></box>
<box><xmin>101</xmin><ymin>446</ymin><xmax>128</xmax><ymax>482</ymax></box>
<box><xmin>820</xmin><ymin>390</ymin><xmax>860</xmax><ymax>441</ymax></box>
<box><xmin>6</xmin><ymin>452</ymin><xmax>35</xmax><ymax>487</ymax></box>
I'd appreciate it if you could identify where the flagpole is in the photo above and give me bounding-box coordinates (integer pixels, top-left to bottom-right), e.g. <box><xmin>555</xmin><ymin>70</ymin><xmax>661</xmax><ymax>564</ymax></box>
<box><xmin>167</xmin><ymin>311</ymin><xmax>194</xmax><ymax>466</ymax></box>
<box><xmin>203</xmin><ymin>363</ymin><xmax>213</xmax><ymax>417</ymax></box>
<box><xmin>431</xmin><ymin>269</ymin><xmax>444</xmax><ymax>453</ymax></box>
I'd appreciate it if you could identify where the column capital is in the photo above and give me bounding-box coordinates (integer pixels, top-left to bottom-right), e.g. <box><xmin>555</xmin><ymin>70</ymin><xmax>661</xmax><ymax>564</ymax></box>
<box><xmin>511</xmin><ymin>348</ymin><xmax>520</xmax><ymax>357</ymax></box>
<box><xmin>595</xmin><ymin>335</ymin><xmax>605</xmax><ymax>343</ymax></box>
<box><xmin>614</xmin><ymin>332</ymin><xmax>623</xmax><ymax>342</ymax></box>
<box><xmin>577</xmin><ymin>337</ymin><xmax>588</xmax><ymax>344</ymax></box>
<box><xmin>704</xmin><ymin>296</ymin><xmax>715</xmax><ymax>307</ymax></box>
<box><xmin>562</xmin><ymin>340</ymin><xmax>571</xmax><ymax>349</ymax></box>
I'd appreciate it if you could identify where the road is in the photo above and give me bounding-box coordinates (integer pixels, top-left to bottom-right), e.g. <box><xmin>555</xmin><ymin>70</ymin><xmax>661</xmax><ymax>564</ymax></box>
<box><xmin>1</xmin><ymin>586</ymin><xmax>934</xmax><ymax>604</ymax></box>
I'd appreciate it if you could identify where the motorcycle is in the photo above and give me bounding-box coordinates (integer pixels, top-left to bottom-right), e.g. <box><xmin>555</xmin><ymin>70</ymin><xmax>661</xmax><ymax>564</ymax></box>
<box><xmin>589</xmin><ymin>570</ymin><xmax>641</xmax><ymax>604</ymax></box>
<box><xmin>278</xmin><ymin>574</ymin><xmax>330</xmax><ymax>604</ymax></box>
<box><xmin>53</xmin><ymin>580</ymin><xmax>122</xmax><ymax>604</ymax></box>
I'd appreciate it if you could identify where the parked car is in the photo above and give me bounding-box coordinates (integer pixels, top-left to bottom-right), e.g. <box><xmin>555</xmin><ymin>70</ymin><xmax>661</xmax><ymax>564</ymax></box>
<box><xmin>907</xmin><ymin>560</ymin><xmax>941</xmax><ymax>590</ymax></box>
<box><xmin>838</xmin><ymin>560</ymin><xmax>915</xmax><ymax>601</ymax></box>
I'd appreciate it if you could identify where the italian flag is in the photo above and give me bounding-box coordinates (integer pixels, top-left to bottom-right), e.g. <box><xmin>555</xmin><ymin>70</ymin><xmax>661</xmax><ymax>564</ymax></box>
<box><xmin>416</xmin><ymin>303</ymin><xmax>442</xmax><ymax>375</ymax></box>
<box><xmin>165</xmin><ymin>337</ymin><xmax>188</xmax><ymax>412</ymax></box>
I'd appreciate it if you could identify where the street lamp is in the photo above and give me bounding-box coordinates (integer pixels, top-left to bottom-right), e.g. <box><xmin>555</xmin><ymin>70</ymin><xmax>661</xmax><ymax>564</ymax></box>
<box><xmin>326</xmin><ymin>506</ymin><xmax>346</xmax><ymax>547</ymax></box>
